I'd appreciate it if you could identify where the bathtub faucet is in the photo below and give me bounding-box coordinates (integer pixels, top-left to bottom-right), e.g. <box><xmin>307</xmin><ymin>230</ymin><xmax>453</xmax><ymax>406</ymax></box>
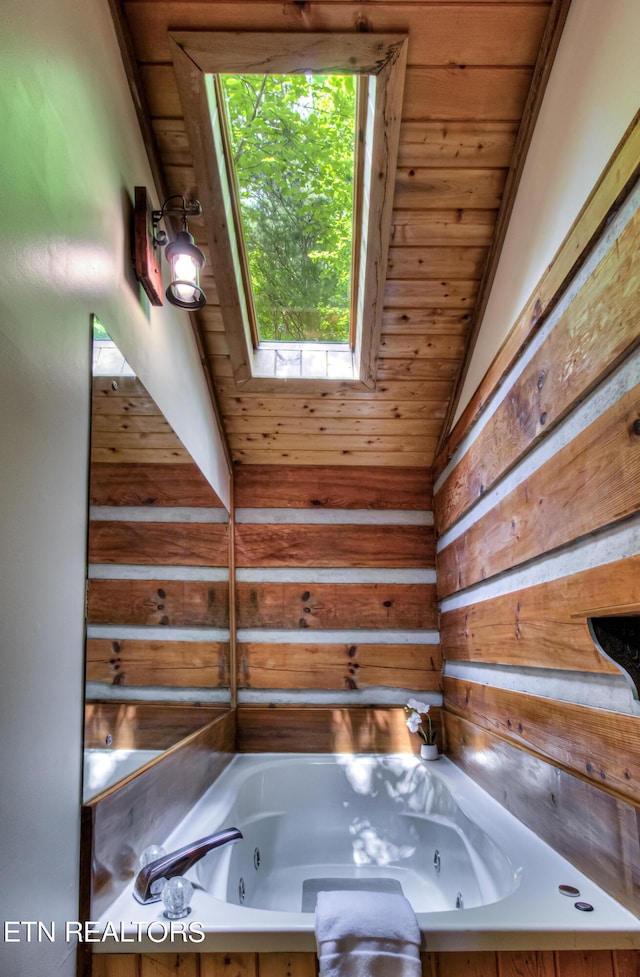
<box><xmin>133</xmin><ymin>827</ymin><xmax>243</xmax><ymax>904</ymax></box>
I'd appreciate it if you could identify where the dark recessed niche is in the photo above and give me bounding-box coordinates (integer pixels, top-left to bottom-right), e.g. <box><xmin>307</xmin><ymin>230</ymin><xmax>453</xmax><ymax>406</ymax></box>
<box><xmin>588</xmin><ymin>617</ymin><xmax>640</xmax><ymax>699</ymax></box>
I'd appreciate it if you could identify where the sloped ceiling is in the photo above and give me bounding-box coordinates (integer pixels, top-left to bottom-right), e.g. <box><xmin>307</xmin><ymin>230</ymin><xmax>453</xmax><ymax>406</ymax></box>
<box><xmin>113</xmin><ymin>0</ymin><xmax>571</xmax><ymax>468</ymax></box>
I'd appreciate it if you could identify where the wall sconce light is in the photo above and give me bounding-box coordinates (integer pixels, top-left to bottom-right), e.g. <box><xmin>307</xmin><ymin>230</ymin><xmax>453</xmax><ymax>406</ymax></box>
<box><xmin>153</xmin><ymin>195</ymin><xmax>207</xmax><ymax>311</ymax></box>
<box><xmin>134</xmin><ymin>186</ymin><xmax>207</xmax><ymax>311</ymax></box>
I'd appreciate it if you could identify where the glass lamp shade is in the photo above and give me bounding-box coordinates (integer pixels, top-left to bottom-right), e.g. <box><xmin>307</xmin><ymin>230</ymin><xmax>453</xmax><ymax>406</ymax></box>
<box><xmin>165</xmin><ymin>231</ymin><xmax>206</xmax><ymax>310</ymax></box>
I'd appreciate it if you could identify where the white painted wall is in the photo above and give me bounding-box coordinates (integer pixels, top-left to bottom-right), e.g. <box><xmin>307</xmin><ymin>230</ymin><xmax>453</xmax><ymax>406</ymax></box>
<box><xmin>0</xmin><ymin>0</ymin><xmax>229</xmax><ymax>972</ymax></box>
<box><xmin>455</xmin><ymin>0</ymin><xmax>640</xmax><ymax>423</ymax></box>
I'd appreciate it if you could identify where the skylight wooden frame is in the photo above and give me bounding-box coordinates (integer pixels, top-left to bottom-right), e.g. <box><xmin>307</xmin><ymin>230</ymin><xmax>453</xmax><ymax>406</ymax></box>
<box><xmin>170</xmin><ymin>32</ymin><xmax>407</xmax><ymax>392</ymax></box>
<box><xmin>216</xmin><ymin>72</ymin><xmax>360</xmax><ymax>352</ymax></box>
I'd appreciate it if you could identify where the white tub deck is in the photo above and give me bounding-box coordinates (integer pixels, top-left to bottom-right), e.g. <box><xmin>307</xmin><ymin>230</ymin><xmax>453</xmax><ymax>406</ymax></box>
<box><xmin>95</xmin><ymin>754</ymin><xmax>640</xmax><ymax>953</ymax></box>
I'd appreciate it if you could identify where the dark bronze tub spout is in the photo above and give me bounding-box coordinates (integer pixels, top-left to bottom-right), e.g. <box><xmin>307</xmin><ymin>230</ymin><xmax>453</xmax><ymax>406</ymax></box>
<box><xmin>133</xmin><ymin>827</ymin><xmax>243</xmax><ymax>904</ymax></box>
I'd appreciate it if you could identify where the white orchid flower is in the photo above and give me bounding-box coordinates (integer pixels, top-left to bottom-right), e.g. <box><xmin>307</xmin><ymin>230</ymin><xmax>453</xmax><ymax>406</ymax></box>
<box><xmin>407</xmin><ymin>697</ymin><xmax>430</xmax><ymax>715</ymax></box>
<box><xmin>404</xmin><ymin>699</ymin><xmax>436</xmax><ymax>746</ymax></box>
<box><xmin>405</xmin><ymin>710</ymin><xmax>422</xmax><ymax>733</ymax></box>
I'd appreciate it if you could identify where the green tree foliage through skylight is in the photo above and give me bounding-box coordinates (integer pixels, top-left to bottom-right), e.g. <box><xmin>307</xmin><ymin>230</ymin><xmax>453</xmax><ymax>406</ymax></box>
<box><xmin>220</xmin><ymin>73</ymin><xmax>356</xmax><ymax>344</ymax></box>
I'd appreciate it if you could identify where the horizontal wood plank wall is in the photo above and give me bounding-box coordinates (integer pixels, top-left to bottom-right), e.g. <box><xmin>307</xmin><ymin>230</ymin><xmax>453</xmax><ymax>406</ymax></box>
<box><xmin>437</xmin><ymin>376</ymin><xmax>640</xmax><ymax>596</ymax></box>
<box><xmin>435</xmin><ymin>205</ymin><xmax>640</xmax><ymax>533</ymax></box>
<box><xmin>90</xmin><ymin>949</ymin><xmax>640</xmax><ymax>976</ymax></box>
<box><xmin>234</xmin><ymin>465</ymin><xmax>441</xmax><ymax>749</ymax></box>
<box><xmin>434</xmin><ymin>143</ymin><xmax>640</xmax><ymax>917</ymax></box>
<box><xmin>434</xmin><ymin>110</ymin><xmax>640</xmax><ymax>479</ymax></box>
<box><xmin>446</xmin><ymin>713</ymin><xmax>640</xmax><ymax>916</ymax></box>
<box><xmin>236</xmin><ymin>704</ymin><xmax>427</xmax><ymax>754</ymax></box>
<box><xmin>84</xmin><ymin>703</ymin><xmax>226</xmax><ymax>750</ymax></box>
<box><xmin>440</xmin><ymin>556</ymin><xmax>639</xmax><ymax>674</ymax></box>
<box><xmin>445</xmin><ymin>677</ymin><xmax>640</xmax><ymax>805</ymax></box>
<box><xmin>87</xmin><ymin>376</ymin><xmax>231</xmax><ymax>695</ymax></box>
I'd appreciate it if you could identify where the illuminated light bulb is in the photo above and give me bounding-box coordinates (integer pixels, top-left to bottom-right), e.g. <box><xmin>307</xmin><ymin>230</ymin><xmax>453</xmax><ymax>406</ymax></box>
<box><xmin>165</xmin><ymin>231</ymin><xmax>206</xmax><ymax>310</ymax></box>
<box><xmin>173</xmin><ymin>253</ymin><xmax>199</xmax><ymax>302</ymax></box>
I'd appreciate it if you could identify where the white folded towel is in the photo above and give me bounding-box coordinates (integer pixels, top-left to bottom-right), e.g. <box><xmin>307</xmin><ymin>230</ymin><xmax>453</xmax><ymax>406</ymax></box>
<box><xmin>315</xmin><ymin>889</ymin><xmax>422</xmax><ymax>977</ymax></box>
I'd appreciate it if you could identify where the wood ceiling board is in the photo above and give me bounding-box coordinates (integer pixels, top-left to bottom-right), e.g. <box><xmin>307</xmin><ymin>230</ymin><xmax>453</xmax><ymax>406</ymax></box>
<box><xmin>153</xmin><ymin>119</ymin><xmax>519</xmax><ymax>170</ymax></box>
<box><xmin>210</xmin><ymin>356</ymin><xmax>457</xmax><ymax>388</ymax></box>
<box><xmin>91</xmin><ymin>447</ymin><xmax>195</xmax><ymax>465</ymax></box>
<box><xmin>386</xmin><ymin>245</ymin><xmax>487</xmax><ymax>280</ymax></box>
<box><xmin>231</xmin><ymin>449</ymin><xmax>435</xmax><ymax>467</ymax></box>
<box><xmin>376</xmin><ymin>358</ymin><xmax>461</xmax><ymax>380</ymax></box>
<box><xmin>92</xmin><ymin>396</ymin><xmax>169</xmax><ymax>417</ymax></box>
<box><xmin>204</xmin><ymin>334</ymin><xmax>232</xmax><ymax>359</ymax></box>
<box><xmin>381</xmin><ymin>310</ymin><xmax>472</xmax><ymax>334</ymax></box>
<box><xmin>397</xmin><ymin>121</ymin><xmax>519</xmax><ymax>168</ymax></box>
<box><xmin>384</xmin><ymin>279</ymin><xmax>479</xmax><ymax>307</ymax></box>
<box><xmin>122</xmin><ymin>3</ymin><xmax>549</xmax><ymax>67</ymax></box>
<box><xmin>378</xmin><ymin>334</ymin><xmax>467</xmax><ymax>358</ymax></box>
<box><xmin>221</xmin><ymin>410</ymin><xmax>448</xmax><ymax>433</ymax></box>
<box><xmin>437</xmin><ymin>0</ymin><xmax>574</xmax><ymax>451</ymax></box>
<box><xmin>402</xmin><ymin>67</ymin><xmax>533</xmax><ymax>121</ymax></box>
<box><xmin>139</xmin><ymin>66</ymin><xmax>184</xmax><ymax>118</ymax></box>
<box><xmin>394</xmin><ymin>167</ymin><xmax>506</xmax><ymax>209</ymax></box>
<box><xmin>151</xmin><ymin>118</ymin><xmax>191</xmax><ymax>165</ymax></box>
<box><xmin>223</xmin><ymin>416</ymin><xmax>443</xmax><ymax>437</ymax></box>
<box><xmin>214</xmin><ymin>377</ymin><xmax>455</xmax><ymax>402</ymax></box>
<box><xmin>231</xmin><ymin>432</ymin><xmax>437</xmax><ymax>452</ymax></box>
<box><xmin>90</xmin><ymin>431</ymin><xmax>191</xmax><ymax>451</ymax></box>
<box><xmin>390</xmin><ymin>209</ymin><xmax>497</xmax><ymax>246</ymax></box>
<box><xmin>91</xmin><ymin>414</ymin><xmax>174</xmax><ymax>434</ymax></box>
<box><xmin>113</xmin><ymin>0</ymin><xmax>567</xmax><ymax>468</ymax></box>
<box><xmin>198</xmin><ymin>307</ymin><xmax>226</xmax><ymax>332</ymax></box>
<box><xmin>160</xmin><ymin>163</ymin><xmax>200</xmax><ymax>202</ymax></box>
<box><xmin>218</xmin><ymin>396</ymin><xmax>447</xmax><ymax>420</ymax></box>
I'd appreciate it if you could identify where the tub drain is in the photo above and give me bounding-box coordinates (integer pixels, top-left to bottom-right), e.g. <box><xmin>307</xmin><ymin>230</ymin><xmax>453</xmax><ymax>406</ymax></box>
<box><xmin>254</xmin><ymin>847</ymin><xmax>261</xmax><ymax>870</ymax></box>
<box><xmin>238</xmin><ymin>877</ymin><xmax>245</xmax><ymax>904</ymax></box>
<box><xmin>455</xmin><ymin>892</ymin><xmax>464</xmax><ymax>910</ymax></box>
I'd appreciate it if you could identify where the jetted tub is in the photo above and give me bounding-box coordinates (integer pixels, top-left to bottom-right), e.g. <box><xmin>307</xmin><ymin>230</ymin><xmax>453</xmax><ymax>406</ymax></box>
<box><xmin>95</xmin><ymin>753</ymin><xmax>640</xmax><ymax>952</ymax></box>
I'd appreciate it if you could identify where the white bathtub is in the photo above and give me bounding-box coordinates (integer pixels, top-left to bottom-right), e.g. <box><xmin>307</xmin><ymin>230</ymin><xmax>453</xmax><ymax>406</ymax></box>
<box><xmin>95</xmin><ymin>753</ymin><xmax>640</xmax><ymax>952</ymax></box>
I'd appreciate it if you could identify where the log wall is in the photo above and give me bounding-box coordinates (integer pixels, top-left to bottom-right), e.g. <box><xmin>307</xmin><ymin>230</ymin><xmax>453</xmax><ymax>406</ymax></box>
<box><xmin>233</xmin><ymin>465</ymin><xmax>441</xmax><ymax>750</ymax></box>
<box><xmin>434</xmin><ymin>126</ymin><xmax>640</xmax><ymax>914</ymax></box>
<box><xmin>86</xmin><ymin>376</ymin><xmax>231</xmax><ymax>699</ymax></box>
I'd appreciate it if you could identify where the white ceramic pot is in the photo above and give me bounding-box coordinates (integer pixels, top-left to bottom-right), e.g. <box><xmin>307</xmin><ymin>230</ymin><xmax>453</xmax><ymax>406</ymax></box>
<box><xmin>420</xmin><ymin>743</ymin><xmax>439</xmax><ymax>761</ymax></box>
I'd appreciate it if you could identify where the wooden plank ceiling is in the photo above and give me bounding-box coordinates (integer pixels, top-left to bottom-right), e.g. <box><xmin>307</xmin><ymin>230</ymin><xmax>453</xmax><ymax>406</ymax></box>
<box><xmin>116</xmin><ymin>0</ymin><xmax>565</xmax><ymax>468</ymax></box>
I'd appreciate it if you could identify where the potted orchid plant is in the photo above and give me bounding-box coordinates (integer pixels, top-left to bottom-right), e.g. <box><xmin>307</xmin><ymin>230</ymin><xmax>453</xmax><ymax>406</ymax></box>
<box><xmin>404</xmin><ymin>697</ymin><xmax>438</xmax><ymax>760</ymax></box>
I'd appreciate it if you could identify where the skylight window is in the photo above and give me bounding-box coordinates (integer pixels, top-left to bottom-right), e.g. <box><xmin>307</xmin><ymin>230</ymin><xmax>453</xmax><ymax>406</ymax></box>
<box><xmin>218</xmin><ymin>73</ymin><xmax>357</xmax><ymax>346</ymax></box>
<box><xmin>170</xmin><ymin>31</ymin><xmax>407</xmax><ymax>388</ymax></box>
